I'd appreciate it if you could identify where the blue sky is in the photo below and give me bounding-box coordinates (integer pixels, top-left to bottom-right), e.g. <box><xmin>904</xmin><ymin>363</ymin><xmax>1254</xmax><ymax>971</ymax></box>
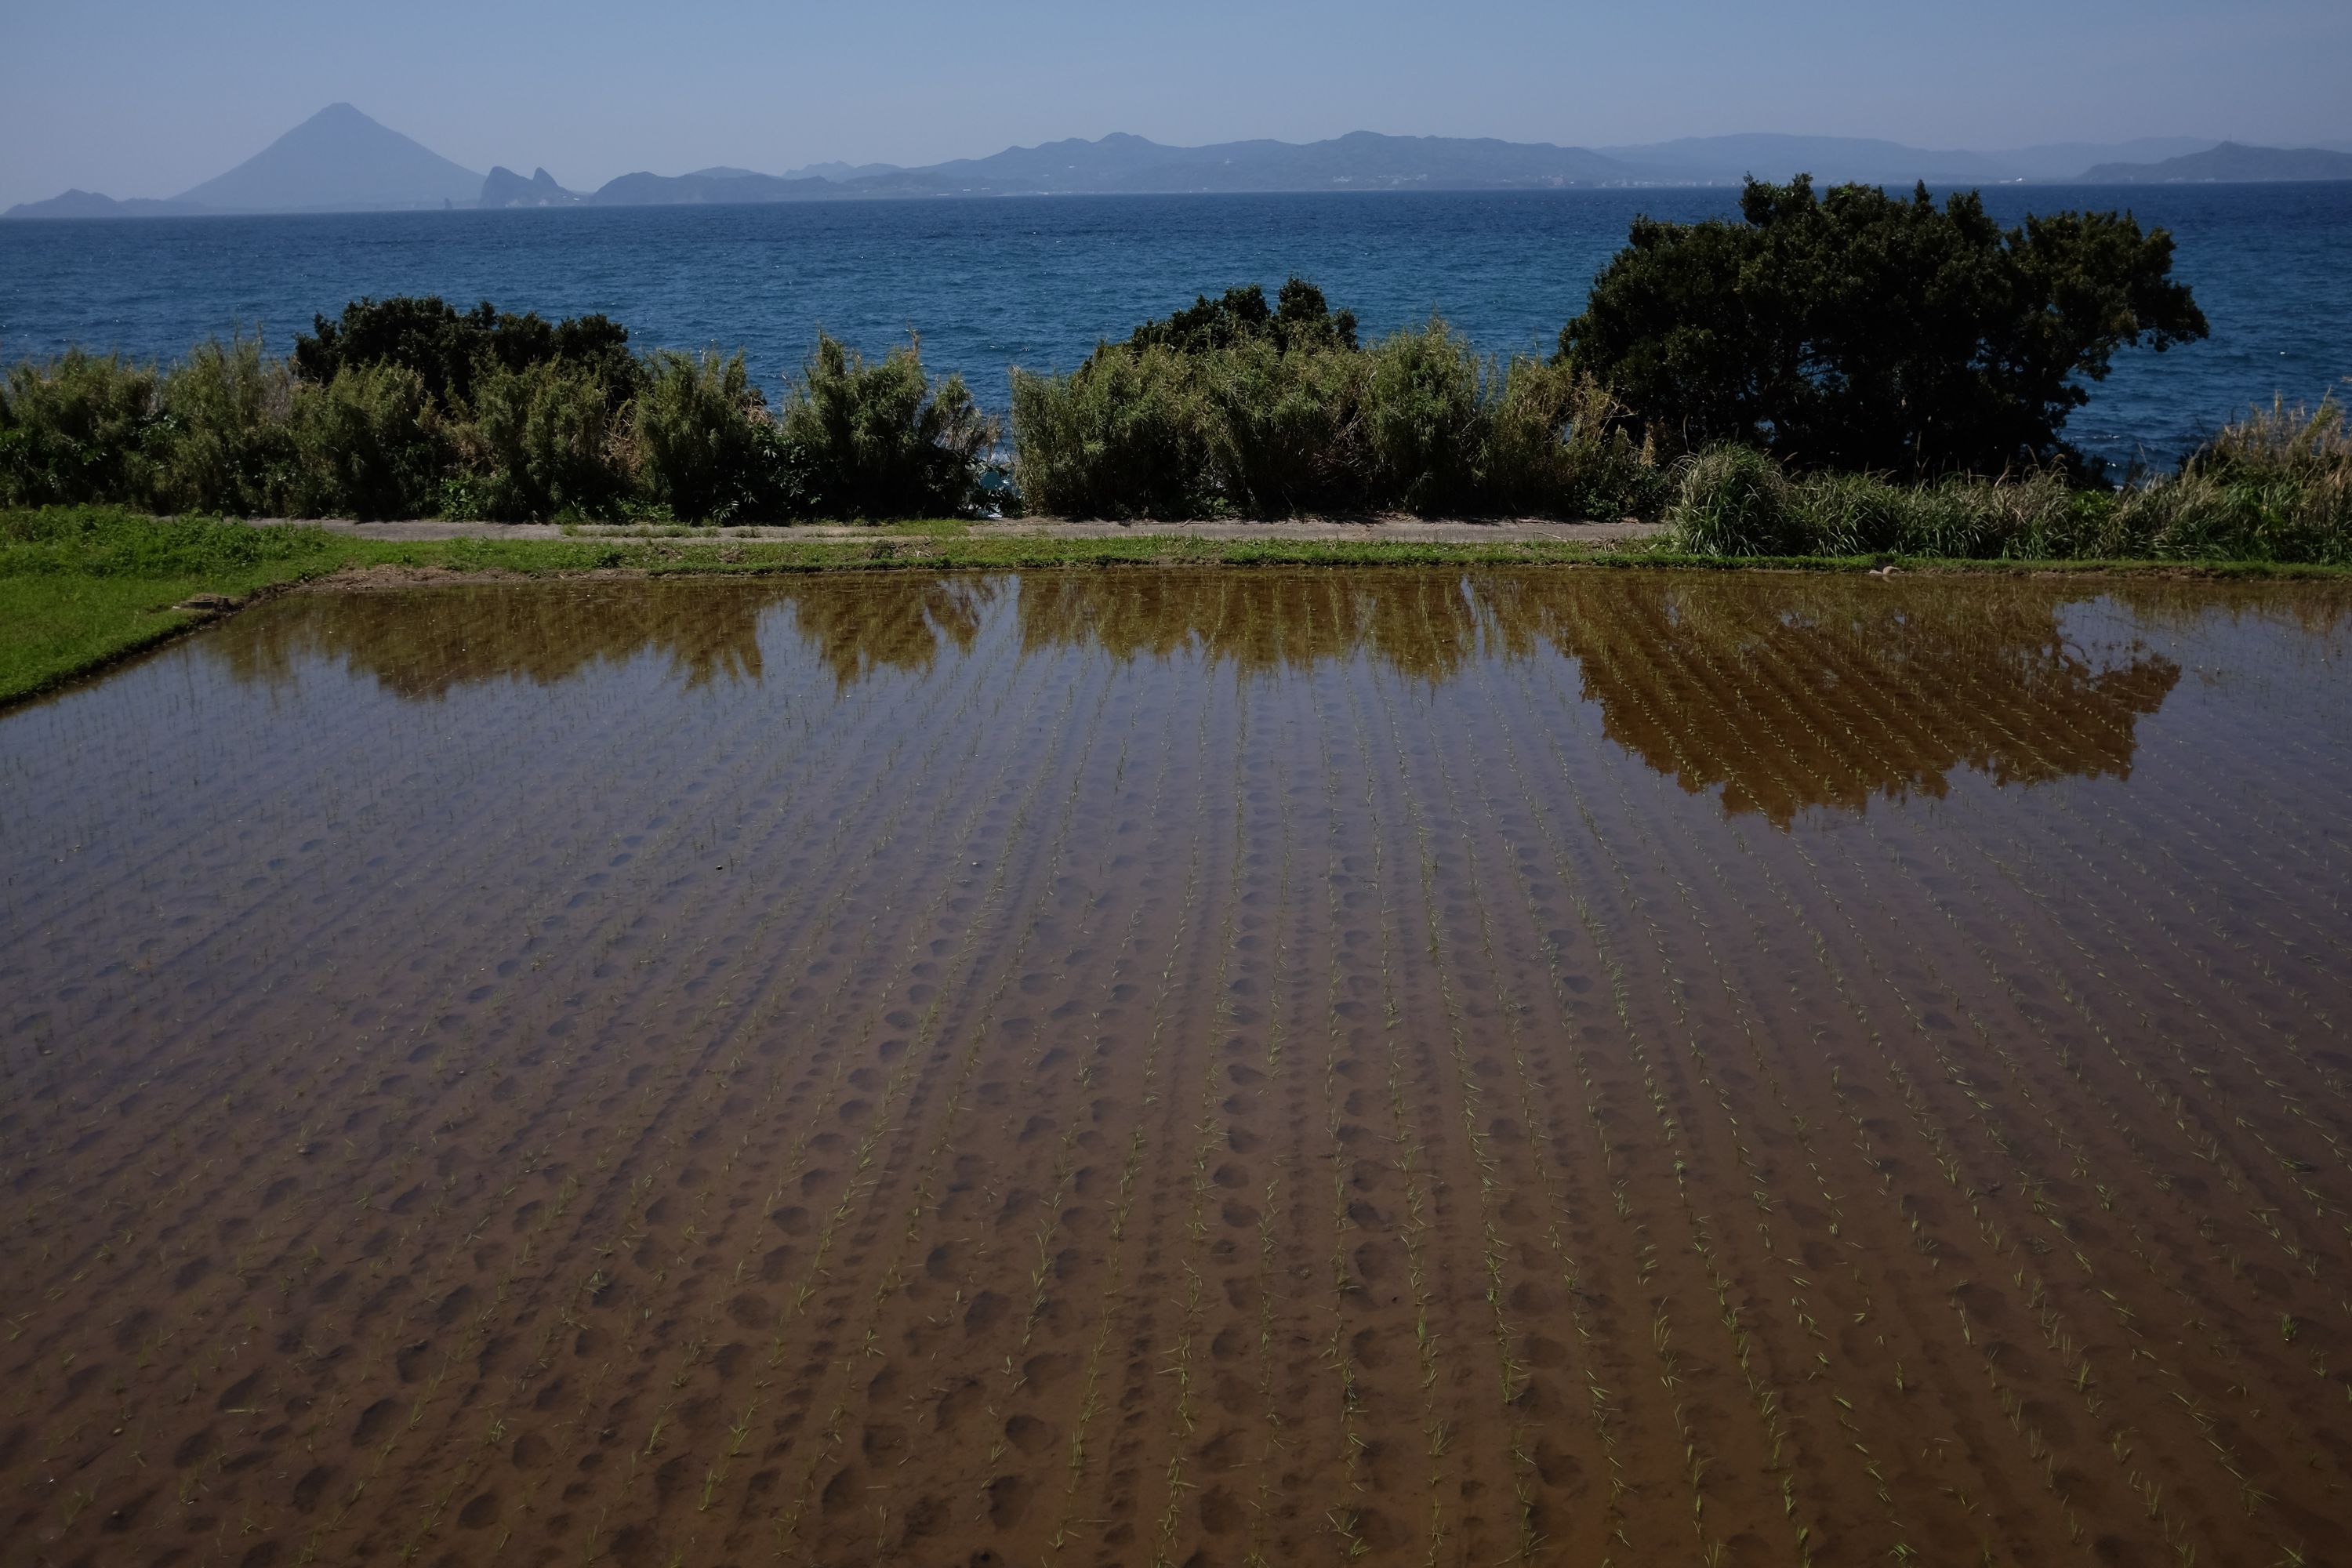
<box><xmin>3</xmin><ymin>0</ymin><xmax>2349</xmax><ymax>205</ymax></box>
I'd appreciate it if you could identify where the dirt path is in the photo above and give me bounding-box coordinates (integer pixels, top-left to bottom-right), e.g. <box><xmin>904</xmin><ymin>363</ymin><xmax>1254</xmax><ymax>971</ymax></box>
<box><xmin>249</xmin><ymin>514</ymin><xmax>1665</xmax><ymax>544</ymax></box>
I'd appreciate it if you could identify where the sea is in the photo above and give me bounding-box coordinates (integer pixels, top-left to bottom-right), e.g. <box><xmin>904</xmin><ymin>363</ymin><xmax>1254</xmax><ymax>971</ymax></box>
<box><xmin>3</xmin><ymin>184</ymin><xmax>2347</xmax><ymax>468</ymax></box>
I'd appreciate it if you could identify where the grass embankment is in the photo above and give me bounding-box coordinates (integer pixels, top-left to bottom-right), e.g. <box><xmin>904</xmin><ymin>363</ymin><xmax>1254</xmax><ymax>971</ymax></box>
<box><xmin>8</xmin><ymin>505</ymin><xmax>2350</xmax><ymax>710</ymax></box>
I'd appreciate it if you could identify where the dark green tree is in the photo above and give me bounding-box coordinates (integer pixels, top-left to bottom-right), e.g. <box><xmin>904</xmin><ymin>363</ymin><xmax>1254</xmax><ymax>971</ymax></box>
<box><xmin>293</xmin><ymin>296</ymin><xmax>638</xmax><ymax>410</ymax></box>
<box><xmin>1559</xmin><ymin>177</ymin><xmax>2209</xmax><ymax>475</ymax></box>
<box><xmin>1123</xmin><ymin>276</ymin><xmax>1359</xmax><ymax>355</ymax></box>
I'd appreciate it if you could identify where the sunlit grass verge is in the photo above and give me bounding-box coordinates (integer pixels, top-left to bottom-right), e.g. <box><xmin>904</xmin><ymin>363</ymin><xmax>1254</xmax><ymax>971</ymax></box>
<box><xmin>0</xmin><ymin>508</ymin><xmax>354</xmax><ymax>702</ymax></box>
<box><xmin>1668</xmin><ymin>398</ymin><xmax>2352</xmax><ymax>564</ymax></box>
<box><xmin>8</xmin><ymin>505</ymin><xmax>2349</xmax><ymax>708</ymax></box>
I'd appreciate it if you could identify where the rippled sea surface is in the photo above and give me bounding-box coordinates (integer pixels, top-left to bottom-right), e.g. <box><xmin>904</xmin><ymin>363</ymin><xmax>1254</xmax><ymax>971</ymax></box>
<box><xmin>3</xmin><ymin>184</ymin><xmax>2347</xmax><ymax>465</ymax></box>
<box><xmin>5</xmin><ymin>570</ymin><xmax>2350</xmax><ymax>1566</ymax></box>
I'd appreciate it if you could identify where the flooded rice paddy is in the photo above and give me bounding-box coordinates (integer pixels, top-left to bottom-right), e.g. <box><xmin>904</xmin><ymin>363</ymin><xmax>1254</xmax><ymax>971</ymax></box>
<box><xmin>3</xmin><ymin>568</ymin><xmax>2350</xmax><ymax>1568</ymax></box>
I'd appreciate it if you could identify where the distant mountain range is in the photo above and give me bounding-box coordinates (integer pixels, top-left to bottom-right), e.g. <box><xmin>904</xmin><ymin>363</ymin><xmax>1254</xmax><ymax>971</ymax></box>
<box><xmin>2078</xmin><ymin>140</ymin><xmax>2352</xmax><ymax>183</ymax></box>
<box><xmin>9</xmin><ymin>104</ymin><xmax>2352</xmax><ymax>220</ymax></box>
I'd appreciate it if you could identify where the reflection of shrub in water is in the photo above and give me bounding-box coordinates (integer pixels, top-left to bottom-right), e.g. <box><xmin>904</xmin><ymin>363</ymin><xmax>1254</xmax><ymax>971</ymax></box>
<box><xmin>212</xmin><ymin>582</ymin><xmax>778</xmax><ymax>699</ymax></box>
<box><xmin>210</xmin><ymin>575</ymin><xmax>1004</xmax><ymax>700</ymax></box>
<box><xmin>777</xmin><ymin>574</ymin><xmax>998</xmax><ymax>689</ymax></box>
<box><xmin>1018</xmin><ymin>569</ymin><xmax>1484</xmax><ymax>684</ymax></box>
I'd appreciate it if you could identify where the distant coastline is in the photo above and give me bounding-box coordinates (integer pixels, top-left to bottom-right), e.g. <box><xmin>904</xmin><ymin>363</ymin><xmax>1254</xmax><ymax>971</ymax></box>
<box><xmin>10</xmin><ymin>105</ymin><xmax>2351</xmax><ymax>221</ymax></box>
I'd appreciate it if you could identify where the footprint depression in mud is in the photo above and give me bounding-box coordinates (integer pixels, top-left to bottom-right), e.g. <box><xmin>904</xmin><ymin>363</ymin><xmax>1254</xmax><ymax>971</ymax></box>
<box><xmin>3</xmin><ymin>568</ymin><xmax>2349</xmax><ymax>1566</ymax></box>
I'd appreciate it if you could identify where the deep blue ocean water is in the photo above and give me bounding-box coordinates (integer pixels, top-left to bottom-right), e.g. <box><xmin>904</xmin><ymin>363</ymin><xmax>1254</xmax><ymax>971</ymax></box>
<box><xmin>3</xmin><ymin>186</ymin><xmax>2346</xmax><ymax>466</ymax></box>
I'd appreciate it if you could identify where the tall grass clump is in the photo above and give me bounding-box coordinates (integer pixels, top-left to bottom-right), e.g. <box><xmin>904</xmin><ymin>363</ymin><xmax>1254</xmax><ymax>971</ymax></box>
<box><xmin>2140</xmin><ymin>395</ymin><xmax>2352</xmax><ymax>562</ymax></box>
<box><xmin>1666</xmin><ymin>396</ymin><xmax>2352</xmax><ymax>562</ymax></box>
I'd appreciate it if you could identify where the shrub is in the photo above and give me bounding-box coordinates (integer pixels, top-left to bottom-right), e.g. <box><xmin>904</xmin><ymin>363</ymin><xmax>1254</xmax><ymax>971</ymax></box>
<box><xmin>0</xmin><ymin>351</ymin><xmax>159</xmax><ymax>506</ymax></box>
<box><xmin>1563</xmin><ymin>176</ymin><xmax>2209</xmax><ymax>475</ymax></box>
<box><xmin>282</xmin><ymin>363</ymin><xmax>445</xmax><ymax>519</ymax></box>
<box><xmin>1363</xmin><ymin>321</ymin><xmax>1486</xmax><ymax>512</ymax></box>
<box><xmin>778</xmin><ymin>335</ymin><xmax>992</xmax><ymax>518</ymax></box>
<box><xmin>456</xmin><ymin>359</ymin><xmax>630</xmax><ymax>521</ymax></box>
<box><xmin>294</xmin><ymin>296</ymin><xmax>637</xmax><ymax>412</ymax></box>
<box><xmin>1198</xmin><ymin>338</ymin><xmax>1370</xmax><ymax>515</ymax></box>
<box><xmin>1014</xmin><ymin>286</ymin><xmax>1659</xmax><ymax>520</ymax></box>
<box><xmin>151</xmin><ymin>337</ymin><xmax>292</xmax><ymax>514</ymax></box>
<box><xmin>632</xmin><ymin>350</ymin><xmax>783</xmax><ymax>522</ymax></box>
<box><xmin>1010</xmin><ymin>347</ymin><xmax>1222</xmax><ymax>520</ymax></box>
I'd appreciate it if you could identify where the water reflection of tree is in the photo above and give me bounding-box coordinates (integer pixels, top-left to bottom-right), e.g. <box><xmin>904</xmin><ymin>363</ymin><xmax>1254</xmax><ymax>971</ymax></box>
<box><xmin>209</xmin><ymin>575</ymin><xmax>1000</xmax><ymax>700</ymax></box>
<box><xmin>1468</xmin><ymin>572</ymin><xmax>2183</xmax><ymax>826</ymax></box>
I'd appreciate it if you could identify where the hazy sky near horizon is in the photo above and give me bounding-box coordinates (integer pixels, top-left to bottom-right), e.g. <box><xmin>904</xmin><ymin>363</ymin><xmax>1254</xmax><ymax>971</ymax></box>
<box><xmin>3</xmin><ymin>0</ymin><xmax>2350</xmax><ymax>205</ymax></box>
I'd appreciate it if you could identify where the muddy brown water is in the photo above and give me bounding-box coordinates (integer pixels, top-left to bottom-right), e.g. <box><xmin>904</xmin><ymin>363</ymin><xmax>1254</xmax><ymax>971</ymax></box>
<box><xmin>3</xmin><ymin>568</ymin><xmax>2350</xmax><ymax>1568</ymax></box>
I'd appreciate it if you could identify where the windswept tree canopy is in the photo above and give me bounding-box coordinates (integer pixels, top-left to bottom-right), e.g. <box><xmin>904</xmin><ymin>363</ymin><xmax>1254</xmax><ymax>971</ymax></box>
<box><xmin>1559</xmin><ymin>177</ymin><xmax>2209</xmax><ymax>476</ymax></box>
<box><xmin>293</xmin><ymin>296</ymin><xmax>638</xmax><ymax>409</ymax></box>
<box><xmin>1120</xmin><ymin>276</ymin><xmax>1360</xmax><ymax>356</ymax></box>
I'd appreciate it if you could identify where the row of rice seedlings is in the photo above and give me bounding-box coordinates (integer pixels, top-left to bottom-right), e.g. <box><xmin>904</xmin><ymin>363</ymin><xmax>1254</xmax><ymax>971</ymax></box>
<box><xmin>1101</xmin><ymin>676</ymin><xmax>1225</xmax><ymax>1558</ymax></box>
<box><xmin>1402</xmin><ymin>681</ymin><xmax>1609</xmax><ymax>1561</ymax></box>
<box><xmin>1001</xmin><ymin>694</ymin><xmax>1154</xmax><ymax>1370</ymax></box>
<box><xmin>764</xmin><ymin>655</ymin><xmax>1097</xmax><ymax>1547</ymax></box>
<box><xmin>1359</xmin><ymin>684</ymin><xmax>1465</xmax><ymax>1564</ymax></box>
<box><xmin>1521</xmin><ymin>671</ymin><xmax>1867</xmax><ymax>1562</ymax></box>
<box><xmin>1622</xmin><ymin>617</ymin><xmax>2263</xmax><ymax>1555</ymax></box>
<box><xmin>1529</xmin><ymin>666</ymin><xmax>1926</xmax><ymax>1563</ymax></box>
<box><xmin>1040</xmin><ymin>663</ymin><xmax>1224</xmax><ymax>1556</ymax></box>
<box><xmin>1462</xmin><ymin>690</ymin><xmax>1687</xmax><ymax>1564</ymax></box>
<box><xmin>1400</xmin><ymin>689</ymin><xmax>1557</xmax><ymax>1563</ymax></box>
<box><xmin>1152</xmin><ymin>780</ymin><xmax>1252</xmax><ymax>1568</ymax></box>
<box><xmin>1334</xmin><ymin>662</ymin><xmax>1470</xmax><ymax>1563</ymax></box>
<box><xmin>1517</xmin><ymin>619</ymin><xmax>2082</xmax><ymax>1553</ymax></box>
<box><xmin>1034</xmin><ymin>678</ymin><xmax>1195</xmax><ymax>1557</ymax></box>
<box><xmin>1242</xmin><ymin>705</ymin><xmax>1305</xmax><ymax>1568</ymax></box>
<box><xmin>1305</xmin><ymin>669</ymin><xmax>1379</xmax><ymax>1563</ymax></box>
